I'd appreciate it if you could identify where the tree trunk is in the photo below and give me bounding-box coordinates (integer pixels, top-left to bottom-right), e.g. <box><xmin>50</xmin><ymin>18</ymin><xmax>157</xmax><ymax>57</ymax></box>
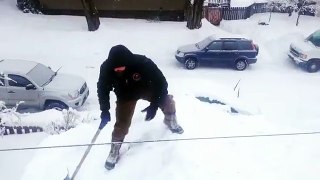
<box><xmin>186</xmin><ymin>0</ymin><xmax>205</xmax><ymax>29</ymax></box>
<box><xmin>81</xmin><ymin>0</ymin><xmax>100</xmax><ymax>31</ymax></box>
<box><xmin>296</xmin><ymin>13</ymin><xmax>301</xmax><ymax>26</ymax></box>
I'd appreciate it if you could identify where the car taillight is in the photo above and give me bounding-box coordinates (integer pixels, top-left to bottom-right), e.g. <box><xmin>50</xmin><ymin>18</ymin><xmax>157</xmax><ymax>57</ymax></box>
<box><xmin>252</xmin><ymin>43</ymin><xmax>259</xmax><ymax>54</ymax></box>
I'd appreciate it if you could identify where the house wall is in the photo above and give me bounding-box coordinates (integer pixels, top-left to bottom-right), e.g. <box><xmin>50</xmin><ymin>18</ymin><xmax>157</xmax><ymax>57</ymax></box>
<box><xmin>38</xmin><ymin>0</ymin><xmax>186</xmax><ymax>11</ymax></box>
<box><xmin>37</xmin><ymin>0</ymin><xmax>187</xmax><ymax>21</ymax></box>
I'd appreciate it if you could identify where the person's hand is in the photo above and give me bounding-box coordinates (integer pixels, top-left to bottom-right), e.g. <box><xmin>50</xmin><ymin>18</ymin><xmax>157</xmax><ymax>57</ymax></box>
<box><xmin>99</xmin><ymin>111</ymin><xmax>110</xmax><ymax>129</ymax></box>
<box><xmin>141</xmin><ymin>104</ymin><xmax>158</xmax><ymax>121</ymax></box>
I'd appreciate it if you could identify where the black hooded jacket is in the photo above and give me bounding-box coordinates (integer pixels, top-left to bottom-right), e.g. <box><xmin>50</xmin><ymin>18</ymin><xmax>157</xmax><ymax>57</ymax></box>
<box><xmin>97</xmin><ymin>45</ymin><xmax>168</xmax><ymax>112</ymax></box>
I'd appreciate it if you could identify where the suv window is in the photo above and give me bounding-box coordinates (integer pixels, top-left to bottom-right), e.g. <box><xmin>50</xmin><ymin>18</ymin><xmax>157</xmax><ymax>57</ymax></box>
<box><xmin>8</xmin><ymin>74</ymin><xmax>32</xmax><ymax>87</ymax></box>
<box><xmin>310</xmin><ymin>36</ymin><xmax>320</xmax><ymax>47</ymax></box>
<box><xmin>207</xmin><ymin>41</ymin><xmax>222</xmax><ymax>50</ymax></box>
<box><xmin>307</xmin><ymin>30</ymin><xmax>320</xmax><ymax>47</ymax></box>
<box><xmin>238</xmin><ymin>41</ymin><xmax>253</xmax><ymax>50</ymax></box>
<box><xmin>222</xmin><ymin>41</ymin><xmax>237</xmax><ymax>50</ymax></box>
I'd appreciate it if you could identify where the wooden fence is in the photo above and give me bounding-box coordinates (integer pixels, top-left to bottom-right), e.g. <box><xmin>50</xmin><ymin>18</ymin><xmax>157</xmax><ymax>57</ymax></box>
<box><xmin>204</xmin><ymin>3</ymin><xmax>268</xmax><ymax>25</ymax></box>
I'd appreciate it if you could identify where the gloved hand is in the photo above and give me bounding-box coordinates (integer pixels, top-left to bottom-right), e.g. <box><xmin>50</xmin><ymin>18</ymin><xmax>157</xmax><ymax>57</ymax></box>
<box><xmin>99</xmin><ymin>111</ymin><xmax>110</xmax><ymax>129</ymax></box>
<box><xmin>141</xmin><ymin>104</ymin><xmax>158</xmax><ymax>121</ymax></box>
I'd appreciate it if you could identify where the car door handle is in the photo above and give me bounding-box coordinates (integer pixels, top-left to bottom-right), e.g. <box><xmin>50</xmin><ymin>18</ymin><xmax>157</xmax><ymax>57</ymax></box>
<box><xmin>8</xmin><ymin>91</ymin><xmax>15</xmax><ymax>93</ymax></box>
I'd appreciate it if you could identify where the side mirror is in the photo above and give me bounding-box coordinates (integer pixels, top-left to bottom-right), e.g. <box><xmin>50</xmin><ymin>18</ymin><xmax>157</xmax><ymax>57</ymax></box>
<box><xmin>26</xmin><ymin>84</ymin><xmax>36</xmax><ymax>90</ymax></box>
<box><xmin>204</xmin><ymin>47</ymin><xmax>209</xmax><ymax>51</ymax></box>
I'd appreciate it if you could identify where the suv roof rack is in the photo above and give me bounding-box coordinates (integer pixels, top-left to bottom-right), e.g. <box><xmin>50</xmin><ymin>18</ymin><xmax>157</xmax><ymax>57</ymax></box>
<box><xmin>220</xmin><ymin>38</ymin><xmax>247</xmax><ymax>40</ymax></box>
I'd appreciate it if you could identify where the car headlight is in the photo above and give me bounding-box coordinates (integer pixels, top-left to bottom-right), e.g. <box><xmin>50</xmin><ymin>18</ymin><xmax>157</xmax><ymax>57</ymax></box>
<box><xmin>299</xmin><ymin>53</ymin><xmax>307</xmax><ymax>59</ymax></box>
<box><xmin>68</xmin><ymin>90</ymin><xmax>80</xmax><ymax>99</ymax></box>
<box><xmin>176</xmin><ymin>50</ymin><xmax>184</xmax><ymax>57</ymax></box>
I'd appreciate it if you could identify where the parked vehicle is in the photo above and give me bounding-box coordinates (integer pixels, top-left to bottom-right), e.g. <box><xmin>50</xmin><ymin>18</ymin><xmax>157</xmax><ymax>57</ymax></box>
<box><xmin>0</xmin><ymin>59</ymin><xmax>89</xmax><ymax>110</ymax></box>
<box><xmin>288</xmin><ymin>30</ymin><xmax>320</xmax><ymax>72</ymax></box>
<box><xmin>175</xmin><ymin>35</ymin><xmax>259</xmax><ymax>70</ymax></box>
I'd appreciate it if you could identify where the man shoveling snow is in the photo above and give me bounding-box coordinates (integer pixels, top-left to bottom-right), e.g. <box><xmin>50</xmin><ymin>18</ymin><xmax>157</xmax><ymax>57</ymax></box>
<box><xmin>97</xmin><ymin>45</ymin><xmax>184</xmax><ymax>170</ymax></box>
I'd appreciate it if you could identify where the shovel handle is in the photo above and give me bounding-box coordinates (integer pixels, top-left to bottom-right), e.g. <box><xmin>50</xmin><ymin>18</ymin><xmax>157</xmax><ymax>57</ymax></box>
<box><xmin>70</xmin><ymin>129</ymin><xmax>101</xmax><ymax>180</ymax></box>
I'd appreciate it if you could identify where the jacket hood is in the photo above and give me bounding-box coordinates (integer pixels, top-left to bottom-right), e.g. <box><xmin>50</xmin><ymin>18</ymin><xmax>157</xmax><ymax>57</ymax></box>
<box><xmin>107</xmin><ymin>45</ymin><xmax>136</xmax><ymax>68</ymax></box>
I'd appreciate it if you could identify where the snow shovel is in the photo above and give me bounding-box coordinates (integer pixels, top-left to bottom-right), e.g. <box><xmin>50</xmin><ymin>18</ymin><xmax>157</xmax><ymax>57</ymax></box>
<box><xmin>64</xmin><ymin>128</ymin><xmax>101</xmax><ymax>180</ymax></box>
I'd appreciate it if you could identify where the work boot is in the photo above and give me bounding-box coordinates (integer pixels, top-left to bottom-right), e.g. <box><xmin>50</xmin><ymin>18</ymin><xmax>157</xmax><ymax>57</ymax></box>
<box><xmin>105</xmin><ymin>143</ymin><xmax>122</xmax><ymax>170</ymax></box>
<box><xmin>164</xmin><ymin>114</ymin><xmax>184</xmax><ymax>134</ymax></box>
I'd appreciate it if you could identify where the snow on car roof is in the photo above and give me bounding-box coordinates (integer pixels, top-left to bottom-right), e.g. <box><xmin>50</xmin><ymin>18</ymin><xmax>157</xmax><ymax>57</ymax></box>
<box><xmin>206</xmin><ymin>33</ymin><xmax>249</xmax><ymax>39</ymax></box>
<box><xmin>0</xmin><ymin>59</ymin><xmax>38</xmax><ymax>74</ymax></box>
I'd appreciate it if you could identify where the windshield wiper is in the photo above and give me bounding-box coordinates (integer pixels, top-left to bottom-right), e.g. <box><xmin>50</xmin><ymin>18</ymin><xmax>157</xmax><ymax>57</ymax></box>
<box><xmin>42</xmin><ymin>74</ymin><xmax>55</xmax><ymax>86</ymax></box>
<box><xmin>55</xmin><ymin>66</ymin><xmax>62</xmax><ymax>75</ymax></box>
<box><xmin>42</xmin><ymin>66</ymin><xmax>62</xmax><ymax>86</ymax></box>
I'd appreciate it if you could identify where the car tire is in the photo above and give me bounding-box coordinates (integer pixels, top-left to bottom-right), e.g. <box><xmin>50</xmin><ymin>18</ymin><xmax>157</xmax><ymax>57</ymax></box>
<box><xmin>306</xmin><ymin>61</ymin><xmax>320</xmax><ymax>73</ymax></box>
<box><xmin>45</xmin><ymin>101</ymin><xmax>68</xmax><ymax>111</ymax></box>
<box><xmin>185</xmin><ymin>58</ymin><xmax>198</xmax><ymax>70</ymax></box>
<box><xmin>234</xmin><ymin>59</ymin><xmax>247</xmax><ymax>71</ymax></box>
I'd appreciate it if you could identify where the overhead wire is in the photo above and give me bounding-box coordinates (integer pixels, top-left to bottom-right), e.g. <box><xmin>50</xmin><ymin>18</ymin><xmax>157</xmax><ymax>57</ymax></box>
<box><xmin>1</xmin><ymin>131</ymin><xmax>320</xmax><ymax>152</ymax></box>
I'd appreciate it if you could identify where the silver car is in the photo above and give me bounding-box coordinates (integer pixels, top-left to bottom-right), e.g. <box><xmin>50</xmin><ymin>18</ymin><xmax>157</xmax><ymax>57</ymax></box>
<box><xmin>0</xmin><ymin>59</ymin><xmax>89</xmax><ymax>110</ymax></box>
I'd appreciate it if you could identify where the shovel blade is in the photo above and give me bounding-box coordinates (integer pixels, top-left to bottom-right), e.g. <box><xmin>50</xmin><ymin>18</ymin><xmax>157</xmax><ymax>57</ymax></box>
<box><xmin>64</xmin><ymin>174</ymin><xmax>71</xmax><ymax>180</ymax></box>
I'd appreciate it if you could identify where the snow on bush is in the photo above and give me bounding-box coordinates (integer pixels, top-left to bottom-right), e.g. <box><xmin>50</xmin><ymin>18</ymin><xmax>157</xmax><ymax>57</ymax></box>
<box><xmin>0</xmin><ymin>101</ymin><xmax>23</xmax><ymax>125</ymax></box>
<box><xmin>16</xmin><ymin>0</ymin><xmax>41</xmax><ymax>14</ymax></box>
<box><xmin>0</xmin><ymin>100</ymin><xmax>96</xmax><ymax>135</ymax></box>
<box><xmin>267</xmin><ymin>0</ymin><xmax>319</xmax><ymax>15</ymax></box>
<box><xmin>43</xmin><ymin>108</ymin><xmax>95</xmax><ymax>135</ymax></box>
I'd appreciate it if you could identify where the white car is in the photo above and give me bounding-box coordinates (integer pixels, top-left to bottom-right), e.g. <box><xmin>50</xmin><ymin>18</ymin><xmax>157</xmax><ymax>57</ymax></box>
<box><xmin>288</xmin><ymin>30</ymin><xmax>320</xmax><ymax>72</ymax></box>
<box><xmin>0</xmin><ymin>59</ymin><xmax>89</xmax><ymax>110</ymax></box>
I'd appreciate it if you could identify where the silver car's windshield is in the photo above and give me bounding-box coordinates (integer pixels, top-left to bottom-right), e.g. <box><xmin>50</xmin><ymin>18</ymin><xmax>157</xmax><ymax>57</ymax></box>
<box><xmin>196</xmin><ymin>37</ymin><xmax>214</xmax><ymax>49</ymax></box>
<box><xmin>306</xmin><ymin>30</ymin><xmax>320</xmax><ymax>47</ymax></box>
<box><xmin>27</xmin><ymin>63</ymin><xmax>55</xmax><ymax>86</ymax></box>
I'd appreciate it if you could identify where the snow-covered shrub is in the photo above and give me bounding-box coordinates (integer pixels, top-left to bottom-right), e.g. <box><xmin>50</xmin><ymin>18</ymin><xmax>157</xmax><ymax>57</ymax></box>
<box><xmin>43</xmin><ymin>109</ymin><xmax>79</xmax><ymax>134</ymax></box>
<box><xmin>44</xmin><ymin>121</ymin><xmax>62</xmax><ymax>135</ymax></box>
<box><xmin>0</xmin><ymin>101</ymin><xmax>23</xmax><ymax>125</ymax></box>
<box><xmin>62</xmin><ymin>108</ymin><xmax>80</xmax><ymax>130</ymax></box>
<box><xmin>44</xmin><ymin>108</ymin><xmax>96</xmax><ymax>135</ymax></box>
<box><xmin>0</xmin><ymin>115</ymin><xmax>4</xmax><ymax>136</ymax></box>
<box><xmin>0</xmin><ymin>101</ymin><xmax>6</xmax><ymax>110</ymax></box>
<box><xmin>311</xmin><ymin>0</ymin><xmax>320</xmax><ymax>16</ymax></box>
<box><xmin>16</xmin><ymin>0</ymin><xmax>41</xmax><ymax>14</ymax></box>
<box><xmin>267</xmin><ymin>0</ymin><xmax>318</xmax><ymax>15</ymax></box>
<box><xmin>0</xmin><ymin>101</ymin><xmax>24</xmax><ymax>135</ymax></box>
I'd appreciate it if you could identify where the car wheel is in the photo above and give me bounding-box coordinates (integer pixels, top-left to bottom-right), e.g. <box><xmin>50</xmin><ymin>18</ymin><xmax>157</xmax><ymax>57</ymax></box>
<box><xmin>306</xmin><ymin>61</ymin><xmax>320</xmax><ymax>73</ymax></box>
<box><xmin>45</xmin><ymin>101</ymin><xmax>68</xmax><ymax>111</ymax></box>
<box><xmin>185</xmin><ymin>58</ymin><xmax>198</xmax><ymax>70</ymax></box>
<box><xmin>235</xmin><ymin>59</ymin><xmax>247</xmax><ymax>71</ymax></box>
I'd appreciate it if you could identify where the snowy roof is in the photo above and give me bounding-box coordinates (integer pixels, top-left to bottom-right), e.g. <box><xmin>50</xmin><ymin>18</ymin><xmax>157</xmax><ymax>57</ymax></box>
<box><xmin>0</xmin><ymin>59</ymin><xmax>38</xmax><ymax>74</ymax></box>
<box><xmin>230</xmin><ymin>0</ymin><xmax>268</xmax><ymax>7</ymax></box>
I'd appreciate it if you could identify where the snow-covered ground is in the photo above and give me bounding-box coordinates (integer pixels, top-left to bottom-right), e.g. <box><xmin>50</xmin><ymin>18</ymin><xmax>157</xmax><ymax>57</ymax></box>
<box><xmin>1</xmin><ymin>0</ymin><xmax>320</xmax><ymax>179</ymax></box>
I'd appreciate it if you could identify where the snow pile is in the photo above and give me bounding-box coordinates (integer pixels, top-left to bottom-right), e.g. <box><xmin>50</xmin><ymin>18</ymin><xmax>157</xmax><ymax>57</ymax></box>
<box><xmin>21</xmin><ymin>92</ymin><xmax>320</xmax><ymax>180</ymax></box>
<box><xmin>20</xmin><ymin>93</ymin><xmax>283</xmax><ymax>180</ymax></box>
<box><xmin>0</xmin><ymin>106</ymin><xmax>97</xmax><ymax>134</ymax></box>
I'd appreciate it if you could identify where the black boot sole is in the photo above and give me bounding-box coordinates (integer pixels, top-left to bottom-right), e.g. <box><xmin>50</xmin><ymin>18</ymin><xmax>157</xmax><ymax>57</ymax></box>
<box><xmin>105</xmin><ymin>161</ymin><xmax>115</xmax><ymax>170</ymax></box>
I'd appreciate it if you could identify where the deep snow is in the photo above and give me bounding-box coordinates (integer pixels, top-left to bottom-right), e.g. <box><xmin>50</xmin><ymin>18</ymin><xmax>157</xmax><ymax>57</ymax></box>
<box><xmin>1</xmin><ymin>0</ymin><xmax>320</xmax><ymax>179</ymax></box>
